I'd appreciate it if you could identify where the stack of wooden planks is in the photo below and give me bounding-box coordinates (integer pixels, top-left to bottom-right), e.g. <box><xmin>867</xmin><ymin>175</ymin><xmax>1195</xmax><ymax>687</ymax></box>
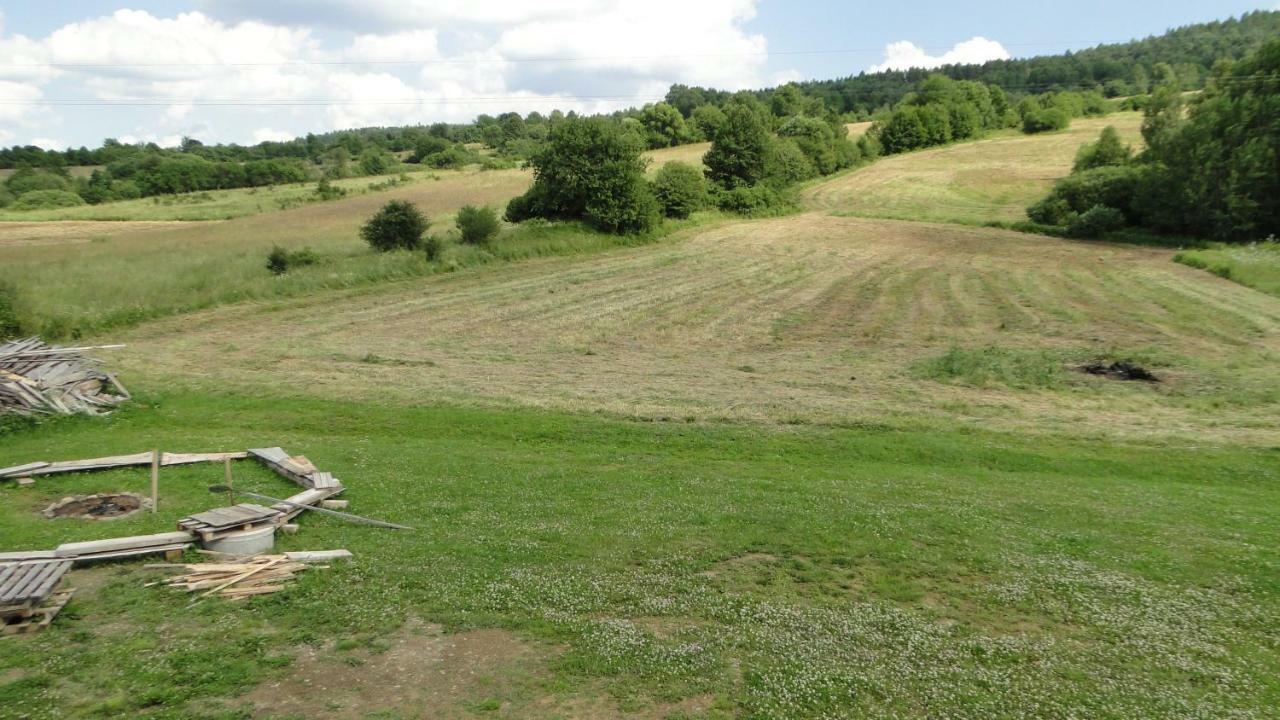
<box><xmin>0</xmin><ymin>338</ymin><xmax>129</xmax><ymax>416</ymax></box>
<box><xmin>177</xmin><ymin>504</ymin><xmax>282</xmax><ymax>542</ymax></box>
<box><xmin>248</xmin><ymin>447</ymin><xmax>346</xmax><ymax>519</ymax></box>
<box><xmin>1</xmin><ymin>559</ymin><xmax>74</xmax><ymax>636</ymax></box>
<box><xmin>150</xmin><ymin>554</ymin><xmax>327</xmax><ymax>602</ymax></box>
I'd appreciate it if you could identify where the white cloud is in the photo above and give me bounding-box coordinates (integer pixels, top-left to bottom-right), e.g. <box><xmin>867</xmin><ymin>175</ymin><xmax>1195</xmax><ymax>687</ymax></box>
<box><xmin>29</xmin><ymin>137</ymin><xmax>66</xmax><ymax>151</ymax></box>
<box><xmin>198</xmin><ymin>0</ymin><xmax>612</xmax><ymax>32</ymax></box>
<box><xmin>870</xmin><ymin>36</ymin><xmax>1010</xmax><ymax>73</ymax></box>
<box><xmin>1</xmin><ymin>3</ymin><xmax>770</xmax><ymax>147</ymax></box>
<box><xmin>162</xmin><ymin>103</ymin><xmax>194</xmax><ymax>123</ymax></box>
<box><xmin>252</xmin><ymin>127</ymin><xmax>296</xmax><ymax>143</ymax></box>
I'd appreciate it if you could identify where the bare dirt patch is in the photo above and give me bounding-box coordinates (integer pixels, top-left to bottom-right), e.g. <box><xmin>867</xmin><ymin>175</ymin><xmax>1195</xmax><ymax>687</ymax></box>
<box><xmin>241</xmin><ymin>619</ymin><xmax>543</xmax><ymax>719</ymax></box>
<box><xmin>236</xmin><ymin>619</ymin><xmax>716</xmax><ymax>719</ymax></box>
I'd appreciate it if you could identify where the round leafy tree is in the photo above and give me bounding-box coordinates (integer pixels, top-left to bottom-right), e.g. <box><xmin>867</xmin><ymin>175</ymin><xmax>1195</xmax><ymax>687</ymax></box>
<box><xmin>361</xmin><ymin>200</ymin><xmax>428</xmax><ymax>251</ymax></box>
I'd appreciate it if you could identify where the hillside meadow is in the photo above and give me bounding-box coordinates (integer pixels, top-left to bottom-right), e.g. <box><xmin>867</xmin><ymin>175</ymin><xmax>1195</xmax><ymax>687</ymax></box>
<box><xmin>804</xmin><ymin>113</ymin><xmax>1144</xmax><ymax>225</ymax></box>
<box><xmin>3</xmin><ymin>113</ymin><xmax>1279</xmax><ymax>719</ymax></box>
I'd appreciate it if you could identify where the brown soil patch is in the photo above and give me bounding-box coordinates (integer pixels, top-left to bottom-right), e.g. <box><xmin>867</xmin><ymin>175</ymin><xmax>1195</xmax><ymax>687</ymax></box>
<box><xmin>242</xmin><ymin>619</ymin><xmax>541</xmax><ymax>719</ymax></box>
<box><xmin>236</xmin><ymin>619</ymin><xmax>717</xmax><ymax>719</ymax></box>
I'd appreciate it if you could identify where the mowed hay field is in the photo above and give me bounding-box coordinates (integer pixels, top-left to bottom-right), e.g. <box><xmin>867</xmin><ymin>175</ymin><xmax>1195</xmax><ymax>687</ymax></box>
<box><xmin>118</xmin><ymin>213</ymin><xmax>1280</xmax><ymax>444</ymax></box>
<box><xmin>0</xmin><ymin>167</ymin><xmax>531</xmax><ymax>336</ymax></box>
<box><xmin>805</xmin><ymin>113</ymin><xmax>1144</xmax><ymax>224</ymax></box>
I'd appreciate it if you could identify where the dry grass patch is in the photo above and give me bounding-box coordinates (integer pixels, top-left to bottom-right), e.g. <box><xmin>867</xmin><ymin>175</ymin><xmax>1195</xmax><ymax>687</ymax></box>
<box><xmin>0</xmin><ymin>220</ymin><xmax>205</xmax><ymax>248</ymax></box>
<box><xmin>645</xmin><ymin>142</ymin><xmax>711</xmax><ymax>173</ymax></box>
<box><xmin>114</xmin><ymin>213</ymin><xmax>1280</xmax><ymax>444</ymax></box>
<box><xmin>804</xmin><ymin>114</ymin><xmax>1144</xmax><ymax>224</ymax></box>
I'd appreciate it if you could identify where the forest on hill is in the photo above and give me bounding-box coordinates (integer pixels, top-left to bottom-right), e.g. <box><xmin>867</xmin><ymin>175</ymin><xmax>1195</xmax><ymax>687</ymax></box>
<box><xmin>667</xmin><ymin>10</ymin><xmax>1280</xmax><ymax>116</ymax></box>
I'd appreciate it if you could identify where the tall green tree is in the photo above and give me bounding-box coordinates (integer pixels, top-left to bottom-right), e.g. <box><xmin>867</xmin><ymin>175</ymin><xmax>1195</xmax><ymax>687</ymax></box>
<box><xmin>704</xmin><ymin>97</ymin><xmax>773</xmax><ymax>189</ymax></box>
<box><xmin>504</xmin><ymin>116</ymin><xmax>658</xmax><ymax>234</ymax></box>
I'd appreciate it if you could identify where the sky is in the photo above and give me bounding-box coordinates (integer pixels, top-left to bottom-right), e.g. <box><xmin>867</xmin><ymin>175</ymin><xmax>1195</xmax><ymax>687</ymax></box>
<box><xmin>0</xmin><ymin>1</ymin><xmax>1273</xmax><ymax>150</ymax></box>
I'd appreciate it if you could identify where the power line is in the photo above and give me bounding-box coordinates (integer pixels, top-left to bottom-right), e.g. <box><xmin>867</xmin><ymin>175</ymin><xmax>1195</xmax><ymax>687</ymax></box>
<box><xmin>0</xmin><ymin>75</ymin><xmax>1271</xmax><ymax>109</ymax></box>
<box><xmin>0</xmin><ymin>39</ymin><xmax>1146</xmax><ymax>70</ymax></box>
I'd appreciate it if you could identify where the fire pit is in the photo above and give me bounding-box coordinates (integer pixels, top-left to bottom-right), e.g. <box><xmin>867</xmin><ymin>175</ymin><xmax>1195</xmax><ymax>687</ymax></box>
<box><xmin>43</xmin><ymin>493</ymin><xmax>150</xmax><ymax>520</ymax></box>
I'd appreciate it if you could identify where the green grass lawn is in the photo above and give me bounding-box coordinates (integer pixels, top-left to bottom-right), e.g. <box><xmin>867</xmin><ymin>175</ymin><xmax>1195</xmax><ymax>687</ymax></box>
<box><xmin>2</xmin><ymin>392</ymin><xmax>1277</xmax><ymax>719</ymax></box>
<box><xmin>1175</xmin><ymin>240</ymin><xmax>1280</xmax><ymax>298</ymax></box>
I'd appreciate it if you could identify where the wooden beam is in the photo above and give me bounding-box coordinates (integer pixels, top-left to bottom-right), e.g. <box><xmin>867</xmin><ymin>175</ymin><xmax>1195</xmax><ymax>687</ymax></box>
<box><xmin>150</xmin><ymin>449</ymin><xmax>160</xmax><ymax>513</ymax></box>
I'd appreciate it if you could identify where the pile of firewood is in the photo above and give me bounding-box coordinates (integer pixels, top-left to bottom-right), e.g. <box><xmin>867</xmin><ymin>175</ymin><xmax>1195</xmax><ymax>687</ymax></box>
<box><xmin>150</xmin><ymin>555</ymin><xmax>317</xmax><ymax>602</ymax></box>
<box><xmin>0</xmin><ymin>338</ymin><xmax>129</xmax><ymax>416</ymax></box>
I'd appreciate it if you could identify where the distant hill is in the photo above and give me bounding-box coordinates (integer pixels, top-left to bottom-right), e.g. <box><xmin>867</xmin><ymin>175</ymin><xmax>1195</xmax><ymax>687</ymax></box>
<box><xmin>666</xmin><ymin>10</ymin><xmax>1280</xmax><ymax>116</ymax></box>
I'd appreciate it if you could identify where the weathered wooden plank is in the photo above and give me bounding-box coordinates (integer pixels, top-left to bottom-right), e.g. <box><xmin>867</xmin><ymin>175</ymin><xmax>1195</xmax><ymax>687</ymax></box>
<box><xmin>69</xmin><ymin>543</ymin><xmax>190</xmax><ymax>564</ymax></box>
<box><xmin>0</xmin><ymin>551</ymin><xmax>58</xmax><ymax>562</ymax></box>
<box><xmin>185</xmin><ymin>504</ymin><xmax>278</xmax><ymax>530</ymax></box>
<box><xmin>284</xmin><ymin>550</ymin><xmax>352</xmax><ymax>563</ymax></box>
<box><xmin>248</xmin><ymin>447</ymin><xmax>312</xmax><ymax>487</ymax></box>
<box><xmin>56</xmin><ymin>531</ymin><xmax>197</xmax><ymax>558</ymax></box>
<box><xmin>160</xmin><ymin>452</ymin><xmax>249</xmax><ymax>467</ymax></box>
<box><xmin>0</xmin><ymin>462</ymin><xmax>49</xmax><ymax>479</ymax></box>
<box><xmin>272</xmin><ymin>487</ymin><xmax>344</xmax><ymax>519</ymax></box>
<box><xmin>309</xmin><ymin>471</ymin><xmax>341</xmax><ymax>489</ymax></box>
<box><xmin>29</xmin><ymin>452</ymin><xmax>155</xmax><ymax>476</ymax></box>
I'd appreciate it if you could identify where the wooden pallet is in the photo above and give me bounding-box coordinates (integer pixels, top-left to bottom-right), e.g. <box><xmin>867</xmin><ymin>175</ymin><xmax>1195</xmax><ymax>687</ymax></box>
<box><xmin>0</xmin><ymin>559</ymin><xmax>72</xmax><ymax>613</ymax></box>
<box><xmin>178</xmin><ymin>504</ymin><xmax>282</xmax><ymax>542</ymax></box>
<box><xmin>2</xmin><ymin>588</ymin><xmax>74</xmax><ymax>636</ymax></box>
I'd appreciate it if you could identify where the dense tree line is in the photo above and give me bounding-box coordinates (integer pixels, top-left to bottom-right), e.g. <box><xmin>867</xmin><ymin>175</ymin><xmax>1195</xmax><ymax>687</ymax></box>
<box><xmin>666</xmin><ymin>11</ymin><xmax>1279</xmax><ymax>119</ymax></box>
<box><xmin>1028</xmin><ymin>39</ymin><xmax>1280</xmax><ymax>241</ymax></box>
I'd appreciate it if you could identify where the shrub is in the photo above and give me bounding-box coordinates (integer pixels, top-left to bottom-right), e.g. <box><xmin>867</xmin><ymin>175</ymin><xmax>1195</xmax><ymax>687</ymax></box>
<box><xmin>4</xmin><ymin>168</ymin><xmax>71</xmax><ymax>196</ymax></box>
<box><xmin>0</xmin><ymin>186</ymin><xmax>13</xmax><ymax>208</ymax></box>
<box><xmin>1026</xmin><ymin>195</ymin><xmax>1075</xmax><ymax>226</ymax></box>
<box><xmin>361</xmin><ymin>200</ymin><xmax>428</xmax><ymax>251</ymax></box>
<box><xmin>1073</xmin><ymin>126</ymin><xmax>1132</xmax><ymax>172</ymax></box>
<box><xmin>10</xmin><ymin>189</ymin><xmax>85</xmax><ymax>210</ymax></box>
<box><xmin>763</xmin><ymin>138</ymin><xmax>816</xmax><ymax>187</ymax></box>
<box><xmin>1067</xmin><ymin>205</ymin><xmax>1126</xmax><ymax>238</ymax></box>
<box><xmin>423</xmin><ymin>234</ymin><xmax>444</xmax><ymax>261</ymax></box>
<box><xmin>456</xmin><ymin>204</ymin><xmax>501</xmax><ymax>244</ymax></box>
<box><xmin>715</xmin><ymin>184</ymin><xmax>793</xmax><ymax>217</ymax></box>
<box><xmin>585</xmin><ymin>176</ymin><xmax>660</xmax><ymax>234</ymax></box>
<box><xmin>1028</xmin><ymin>165</ymin><xmax>1142</xmax><ymax>225</ymax></box>
<box><xmin>411</xmin><ymin>136</ymin><xmax>451</xmax><ymax>162</ymax></box>
<box><xmin>876</xmin><ymin>106</ymin><xmax>928</xmax><ymax>154</ymax></box>
<box><xmin>1022</xmin><ymin>108</ymin><xmax>1070</xmax><ymax>134</ymax></box>
<box><xmin>359</xmin><ymin>148</ymin><xmax>394</xmax><ymax>176</ymax></box>
<box><xmin>651</xmin><ymin>162</ymin><xmax>707</xmax><ymax>219</ymax></box>
<box><xmin>265</xmin><ymin>245</ymin><xmax>320</xmax><ymax>275</ymax></box>
<box><xmin>426</xmin><ymin>146</ymin><xmax>474</xmax><ymax>169</ymax></box>
<box><xmin>315</xmin><ymin>178</ymin><xmax>346</xmax><ymax>201</ymax></box>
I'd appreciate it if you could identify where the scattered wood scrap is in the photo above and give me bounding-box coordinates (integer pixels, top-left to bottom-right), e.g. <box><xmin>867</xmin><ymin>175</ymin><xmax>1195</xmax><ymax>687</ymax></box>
<box><xmin>0</xmin><ymin>337</ymin><xmax>128</xmax><ymax>416</ymax></box>
<box><xmin>150</xmin><ymin>554</ymin><xmax>336</xmax><ymax>602</ymax></box>
<box><xmin>1</xmin><ymin>559</ymin><xmax>74</xmax><ymax>636</ymax></box>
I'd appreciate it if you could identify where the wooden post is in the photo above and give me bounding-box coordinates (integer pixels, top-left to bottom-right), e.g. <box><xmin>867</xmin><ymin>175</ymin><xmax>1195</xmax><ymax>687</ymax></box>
<box><xmin>224</xmin><ymin>457</ymin><xmax>234</xmax><ymax>506</ymax></box>
<box><xmin>150</xmin><ymin>449</ymin><xmax>159</xmax><ymax>513</ymax></box>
